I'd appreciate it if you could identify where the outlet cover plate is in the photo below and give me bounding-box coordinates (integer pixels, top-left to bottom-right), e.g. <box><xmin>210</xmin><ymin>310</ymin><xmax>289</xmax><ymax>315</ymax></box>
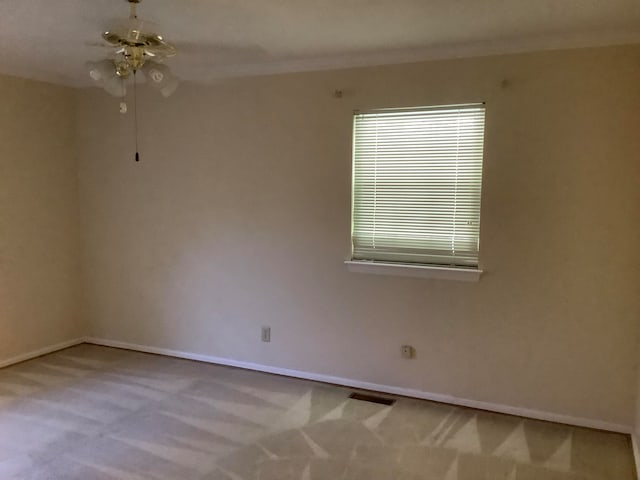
<box><xmin>261</xmin><ymin>326</ymin><xmax>271</xmax><ymax>342</ymax></box>
<box><xmin>401</xmin><ymin>345</ymin><xmax>414</xmax><ymax>359</ymax></box>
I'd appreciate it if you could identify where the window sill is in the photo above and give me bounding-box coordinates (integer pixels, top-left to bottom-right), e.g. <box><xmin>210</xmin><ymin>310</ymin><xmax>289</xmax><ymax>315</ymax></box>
<box><xmin>344</xmin><ymin>260</ymin><xmax>482</xmax><ymax>282</ymax></box>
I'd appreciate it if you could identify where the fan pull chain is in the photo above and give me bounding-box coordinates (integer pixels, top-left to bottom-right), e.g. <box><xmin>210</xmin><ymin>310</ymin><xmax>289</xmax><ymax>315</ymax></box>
<box><xmin>130</xmin><ymin>0</ymin><xmax>138</xmax><ymax>19</ymax></box>
<box><xmin>134</xmin><ymin>70</ymin><xmax>140</xmax><ymax>162</ymax></box>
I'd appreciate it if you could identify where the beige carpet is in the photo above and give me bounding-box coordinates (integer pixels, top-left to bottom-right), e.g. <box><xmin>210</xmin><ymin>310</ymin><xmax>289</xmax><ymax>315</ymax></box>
<box><xmin>0</xmin><ymin>344</ymin><xmax>635</xmax><ymax>479</ymax></box>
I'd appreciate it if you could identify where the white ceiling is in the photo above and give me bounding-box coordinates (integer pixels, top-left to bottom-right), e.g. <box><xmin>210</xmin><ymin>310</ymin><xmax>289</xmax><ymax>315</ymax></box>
<box><xmin>1</xmin><ymin>0</ymin><xmax>639</xmax><ymax>86</ymax></box>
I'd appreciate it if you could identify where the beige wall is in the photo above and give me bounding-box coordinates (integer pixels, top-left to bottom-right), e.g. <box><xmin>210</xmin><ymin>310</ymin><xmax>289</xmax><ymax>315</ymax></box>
<box><xmin>636</xmin><ymin>346</ymin><xmax>640</xmax><ymax>436</ymax></box>
<box><xmin>637</xmin><ymin>369</ymin><xmax>640</xmax><ymax>436</ymax></box>
<box><xmin>0</xmin><ymin>74</ymin><xmax>82</xmax><ymax>362</ymax></box>
<box><xmin>76</xmin><ymin>45</ymin><xmax>640</xmax><ymax>427</ymax></box>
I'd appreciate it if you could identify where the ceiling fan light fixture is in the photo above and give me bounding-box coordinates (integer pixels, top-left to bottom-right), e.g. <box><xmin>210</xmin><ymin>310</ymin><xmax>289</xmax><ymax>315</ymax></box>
<box><xmin>142</xmin><ymin>61</ymin><xmax>179</xmax><ymax>97</ymax></box>
<box><xmin>87</xmin><ymin>60</ymin><xmax>110</xmax><ymax>82</ymax></box>
<box><xmin>104</xmin><ymin>76</ymin><xmax>127</xmax><ymax>98</ymax></box>
<box><xmin>87</xmin><ymin>60</ymin><xmax>127</xmax><ymax>97</ymax></box>
<box><xmin>160</xmin><ymin>78</ymin><xmax>179</xmax><ymax>98</ymax></box>
<box><xmin>88</xmin><ymin>0</ymin><xmax>179</xmax><ymax>101</ymax></box>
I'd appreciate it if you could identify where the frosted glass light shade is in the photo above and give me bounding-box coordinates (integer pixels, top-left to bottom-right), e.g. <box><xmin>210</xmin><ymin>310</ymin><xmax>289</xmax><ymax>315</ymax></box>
<box><xmin>142</xmin><ymin>61</ymin><xmax>179</xmax><ymax>97</ymax></box>
<box><xmin>87</xmin><ymin>60</ymin><xmax>127</xmax><ymax>97</ymax></box>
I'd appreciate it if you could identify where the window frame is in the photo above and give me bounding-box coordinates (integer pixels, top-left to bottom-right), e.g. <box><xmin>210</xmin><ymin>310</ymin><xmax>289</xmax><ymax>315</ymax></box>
<box><xmin>347</xmin><ymin>103</ymin><xmax>486</xmax><ymax>281</ymax></box>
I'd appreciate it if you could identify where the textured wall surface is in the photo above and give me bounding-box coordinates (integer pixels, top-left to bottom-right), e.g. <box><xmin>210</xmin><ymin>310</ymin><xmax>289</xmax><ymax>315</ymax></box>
<box><xmin>76</xmin><ymin>45</ymin><xmax>640</xmax><ymax>427</ymax></box>
<box><xmin>0</xmin><ymin>74</ymin><xmax>81</xmax><ymax>362</ymax></box>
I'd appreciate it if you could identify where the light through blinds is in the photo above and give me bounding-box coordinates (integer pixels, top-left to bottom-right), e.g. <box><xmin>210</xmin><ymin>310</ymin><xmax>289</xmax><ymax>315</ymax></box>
<box><xmin>351</xmin><ymin>104</ymin><xmax>486</xmax><ymax>267</ymax></box>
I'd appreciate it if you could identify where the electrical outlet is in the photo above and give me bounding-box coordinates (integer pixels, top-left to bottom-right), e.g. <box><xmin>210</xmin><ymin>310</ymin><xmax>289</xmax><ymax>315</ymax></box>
<box><xmin>261</xmin><ymin>326</ymin><xmax>271</xmax><ymax>343</ymax></box>
<box><xmin>401</xmin><ymin>345</ymin><xmax>415</xmax><ymax>359</ymax></box>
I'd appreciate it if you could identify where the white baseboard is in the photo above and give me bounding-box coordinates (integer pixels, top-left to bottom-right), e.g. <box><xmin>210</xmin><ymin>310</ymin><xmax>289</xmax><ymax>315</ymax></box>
<box><xmin>0</xmin><ymin>338</ymin><xmax>85</xmax><ymax>369</ymax></box>
<box><xmin>632</xmin><ymin>434</ymin><xmax>640</xmax><ymax>480</ymax></box>
<box><xmin>84</xmin><ymin>336</ymin><xmax>631</xmax><ymax>434</ymax></box>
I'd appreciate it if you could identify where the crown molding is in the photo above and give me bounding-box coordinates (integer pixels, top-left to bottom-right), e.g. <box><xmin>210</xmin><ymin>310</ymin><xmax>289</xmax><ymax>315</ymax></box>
<box><xmin>191</xmin><ymin>29</ymin><xmax>640</xmax><ymax>83</ymax></box>
<box><xmin>3</xmin><ymin>29</ymin><xmax>640</xmax><ymax>88</ymax></box>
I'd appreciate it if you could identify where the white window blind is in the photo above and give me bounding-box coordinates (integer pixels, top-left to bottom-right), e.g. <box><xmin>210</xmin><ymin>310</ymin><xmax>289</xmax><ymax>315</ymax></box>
<box><xmin>351</xmin><ymin>104</ymin><xmax>486</xmax><ymax>267</ymax></box>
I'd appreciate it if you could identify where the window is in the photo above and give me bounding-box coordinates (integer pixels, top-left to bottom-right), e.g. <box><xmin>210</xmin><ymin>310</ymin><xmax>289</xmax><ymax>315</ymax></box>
<box><xmin>350</xmin><ymin>104</ymin><xmax>486</xmax><ymax>271</ymax></box>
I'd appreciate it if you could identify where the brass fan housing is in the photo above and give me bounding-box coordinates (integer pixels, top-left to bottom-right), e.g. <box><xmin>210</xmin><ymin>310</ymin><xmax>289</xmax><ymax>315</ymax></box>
<box><xmin>101</xmin><ymin>0</ymin><xmax>176</xmax><ymax>77</ymax></box>
<box><xmin>102</xmin><ymin>30</ymin><xmax>176</xmax><ymax>57</ymax></box>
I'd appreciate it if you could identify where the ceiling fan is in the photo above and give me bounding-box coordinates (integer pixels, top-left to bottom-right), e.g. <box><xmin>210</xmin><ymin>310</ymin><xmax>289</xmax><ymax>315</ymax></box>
<box><xmin>87</xmin><ymin>0</ymin><xmax>179</xmax><ymax>98</ymax></box>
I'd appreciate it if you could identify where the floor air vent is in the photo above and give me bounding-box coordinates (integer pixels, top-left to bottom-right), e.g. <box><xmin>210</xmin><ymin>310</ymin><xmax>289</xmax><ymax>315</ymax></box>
<box><xmin>349</xmin><ymin>392</ymin><xmax>396</xmax><ymax>406</ymax></box>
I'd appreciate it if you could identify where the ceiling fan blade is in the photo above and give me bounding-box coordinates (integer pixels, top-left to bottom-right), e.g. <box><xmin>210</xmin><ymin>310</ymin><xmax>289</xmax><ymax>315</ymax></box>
<box><xmin>84</xmin><ymin>41</ymin><xmax>113</xmax><ymax>48</ymax></box>
<box><xmin>143</xmin><ymin>43</ymin><xmax>177</xmax><ymax>57</ymax></box>
<box><xmin>174</xmin><ymin>42</ymin><xmax>269</xmax><ymax>62</ymax></box>
<box><xmin>100</xmin><ymin>16</ymin><xmax>176</xmax><ymax>59</ymax></box>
